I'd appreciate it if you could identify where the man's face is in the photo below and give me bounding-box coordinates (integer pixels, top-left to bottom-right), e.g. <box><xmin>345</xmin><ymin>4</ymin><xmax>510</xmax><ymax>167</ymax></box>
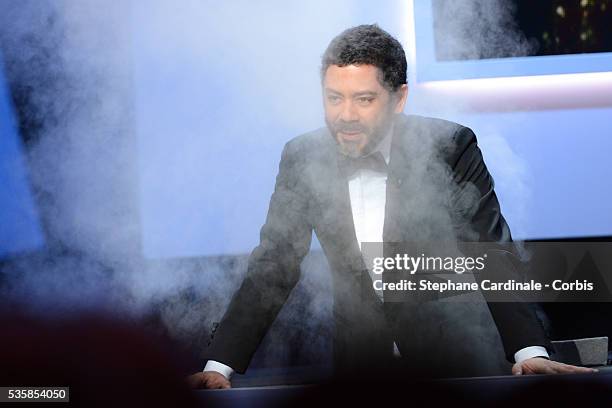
<box><xmin>323</xmin><ymin>64</ymin><xmax>407</xmax><ymax>157</ymax></box>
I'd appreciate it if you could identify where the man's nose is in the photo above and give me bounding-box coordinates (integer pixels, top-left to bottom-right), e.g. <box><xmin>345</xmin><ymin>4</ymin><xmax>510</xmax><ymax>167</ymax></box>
<box><xmin>339</xmin><ymin>100</ymin><xmax>359</xmax><ymax>122</ymax></box>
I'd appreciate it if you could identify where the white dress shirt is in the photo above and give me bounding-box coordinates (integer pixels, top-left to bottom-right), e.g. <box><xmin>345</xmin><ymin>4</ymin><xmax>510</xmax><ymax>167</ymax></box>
<box><xmin>204</xmin><ymin>130</ymin><xmax>548</xmax><ymax>379</ymax></box>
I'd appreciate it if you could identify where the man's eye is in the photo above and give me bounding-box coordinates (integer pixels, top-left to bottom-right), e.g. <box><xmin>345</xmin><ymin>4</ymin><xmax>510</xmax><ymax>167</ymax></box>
<box><xmin>357</xmin><ymin>97</ymin><xmax>374</xmax><ymax>105</ymax></box>
<box><xmin>327</xmin><ymin>95</ymin><xmax>341</xmax><ymax>104</ymax></box>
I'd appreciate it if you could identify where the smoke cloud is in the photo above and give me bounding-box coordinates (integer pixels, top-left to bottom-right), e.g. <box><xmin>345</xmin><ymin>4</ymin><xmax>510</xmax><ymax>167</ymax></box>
<box><xmin>0</xmin><ymin>0</ymin><xmax>537</xmax><ymax>378</ymax></box>
<box><xmin>433</xmin><ymin>0</ymin><xmax>537</xmax><ymax>61</ymax></box>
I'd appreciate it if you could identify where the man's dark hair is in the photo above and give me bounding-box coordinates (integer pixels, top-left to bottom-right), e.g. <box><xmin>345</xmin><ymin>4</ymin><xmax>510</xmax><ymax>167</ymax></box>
<box><xmin>321</xmin><ymin>24</ymin><xmax>407</xmax><ymax>92</ymax></box>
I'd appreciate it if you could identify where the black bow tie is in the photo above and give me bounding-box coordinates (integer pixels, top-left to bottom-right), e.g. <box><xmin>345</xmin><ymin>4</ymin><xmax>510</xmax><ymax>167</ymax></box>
<box><xmin>338</xmin><ymin>151</ymin><xmax>388</xmax><ymax>178</ymax></box>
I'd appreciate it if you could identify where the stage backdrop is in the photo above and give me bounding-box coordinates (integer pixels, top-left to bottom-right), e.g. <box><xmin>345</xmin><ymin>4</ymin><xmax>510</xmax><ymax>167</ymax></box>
<box><xmin>132</xmin><ymin>0</ymin><xmax>612</xmax><ymax>259</ymax></box>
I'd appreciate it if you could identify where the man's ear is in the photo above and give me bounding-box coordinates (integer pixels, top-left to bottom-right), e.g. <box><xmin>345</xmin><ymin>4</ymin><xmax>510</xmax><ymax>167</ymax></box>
<box><xmin>393</xmin><ymin>84</ymin><xmax>408</xmax><ymax>113</ymax></box>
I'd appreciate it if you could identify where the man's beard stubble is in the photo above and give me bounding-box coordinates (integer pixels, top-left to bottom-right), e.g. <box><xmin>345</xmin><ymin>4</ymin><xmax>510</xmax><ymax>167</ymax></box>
<box><xmin>327</xmin><ymin>112</ymin><xmax>395</xmax><ymax>158</ymax></box>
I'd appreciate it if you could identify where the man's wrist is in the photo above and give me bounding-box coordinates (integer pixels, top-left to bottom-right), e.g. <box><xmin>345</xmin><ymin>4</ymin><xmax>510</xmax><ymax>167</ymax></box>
<box><xmin>514</xmin><ymin>346</ymin><xmax>550</xmax><ymax>364</ymax></box>
<box><xmin>203</xmin><ymin>360</ymin><xmax>234</xmax><ymax>379</ymax></box>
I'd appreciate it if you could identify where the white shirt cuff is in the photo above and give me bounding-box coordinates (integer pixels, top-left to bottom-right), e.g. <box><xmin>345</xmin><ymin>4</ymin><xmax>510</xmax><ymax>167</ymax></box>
<box><xmin>514</xmin><ymin>346</ymin><xmax>549</xmax><ymax>364</ymax></box>
<box><xmin>203</xmin><ymin>360</ymin><xmax>234</xmax><ymax>379</ymax></box>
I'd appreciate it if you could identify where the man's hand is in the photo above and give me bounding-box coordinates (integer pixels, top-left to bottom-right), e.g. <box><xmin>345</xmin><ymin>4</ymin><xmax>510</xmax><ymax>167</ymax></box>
<box><xmin>512</xmin><ymin>357</ymin><xmax>599</xmax><ymax>376</ymax></box>
<box><xmin>187</xmin><ymin>371</ymin><xmax>231</xmax><ymax>389</ymax></box>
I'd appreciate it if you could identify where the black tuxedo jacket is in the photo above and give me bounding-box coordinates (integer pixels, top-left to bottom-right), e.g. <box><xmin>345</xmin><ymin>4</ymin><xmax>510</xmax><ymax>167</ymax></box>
<box><xmin>206</xmin><ymin>114</ymin><xmax>552</xmax><ymax>375</ymax></box>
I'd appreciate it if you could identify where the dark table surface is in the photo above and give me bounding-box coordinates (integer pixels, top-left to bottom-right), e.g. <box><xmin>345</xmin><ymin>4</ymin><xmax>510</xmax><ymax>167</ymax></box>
<box><xmin>198</xmin><ymin>367</ymin><xmax>612</xmax><ymax>407</ymax></box>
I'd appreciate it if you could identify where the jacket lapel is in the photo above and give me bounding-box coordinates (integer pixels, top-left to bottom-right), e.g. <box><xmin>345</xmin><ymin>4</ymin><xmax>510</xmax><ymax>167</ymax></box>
<box><xmin>330</xmin><ymin>151</ymin><xmax>367</xmax><ymax>272</ymax></box>
<box><xmin>312</xmin><ymin>132</ymin><xmax>366</xmax><ymax>273</ymax></box>
<box><xmin>384</xmin><ymin>114</ymin><xmax>411</xmax><ymax>243</ymax></box>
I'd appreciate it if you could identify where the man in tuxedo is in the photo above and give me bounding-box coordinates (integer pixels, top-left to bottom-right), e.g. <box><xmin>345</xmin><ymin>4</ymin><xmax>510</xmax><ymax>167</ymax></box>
<box><xmin>189</xmin><ymin>24</ymin><xmax>595</xmax><ymax>389</ymax></box>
